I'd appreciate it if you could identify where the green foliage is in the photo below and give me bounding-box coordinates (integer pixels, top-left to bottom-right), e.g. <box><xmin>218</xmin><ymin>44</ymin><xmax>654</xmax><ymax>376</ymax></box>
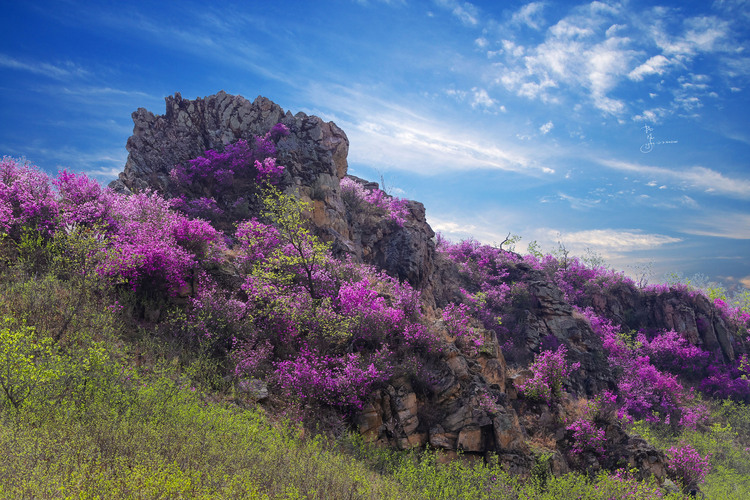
<box><xmin>0</xmin><ymin>317</ymin><xmax>60</xmax><ymax>409</ymax></box>
<box><xmin>260</xmin><ymin>188</ymin><xmax>331</xmax><ymax>299</ymax></box>
<box><xmin>526</xmin><ymin>240</ymin><xmax>544</xmax><ymax>258</ymax></box>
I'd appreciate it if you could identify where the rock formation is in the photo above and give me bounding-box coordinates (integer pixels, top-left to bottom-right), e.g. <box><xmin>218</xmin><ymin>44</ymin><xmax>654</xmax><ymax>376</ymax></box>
<box><xmin>111</xmin><ymin>91</ymin><xmax>436</xmax><ymax>292</ymax></box>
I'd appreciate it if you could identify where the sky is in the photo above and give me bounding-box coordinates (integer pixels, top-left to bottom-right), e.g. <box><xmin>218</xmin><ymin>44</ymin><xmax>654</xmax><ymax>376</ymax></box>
<box><xmin>1</xmin><ymin>0</ymin><xmax>749</xmax><ymax>289</ymax></box>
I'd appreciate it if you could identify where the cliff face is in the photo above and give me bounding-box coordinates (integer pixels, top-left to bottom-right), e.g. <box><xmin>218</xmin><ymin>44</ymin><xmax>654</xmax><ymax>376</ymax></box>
<box><xmin>112</xmin><ymin>92</ymin><xmax>747</xmax><ymax>482</ymax></box>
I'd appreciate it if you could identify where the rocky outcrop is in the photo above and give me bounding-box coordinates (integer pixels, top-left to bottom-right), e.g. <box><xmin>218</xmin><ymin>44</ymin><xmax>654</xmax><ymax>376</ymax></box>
<box><xmin>585</xmin><ymin>284</ymin><xmax>742</xmax><ymax>363</ymax></box>
<box><xmin>111</xmin><ymin>91</ymin><xmax>351</xmax><ymax>240</ymax></box>
<box><xmin>111</xmin><ymin>91</ymin><xmax>438</xmax><ymax>291</ymax></box>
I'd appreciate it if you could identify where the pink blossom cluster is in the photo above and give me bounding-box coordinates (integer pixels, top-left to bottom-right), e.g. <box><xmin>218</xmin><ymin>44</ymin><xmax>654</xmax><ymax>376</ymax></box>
<box><xmin>713</xmin><ymin>297</ymin><xmax>750</xmax><ymax>331</ymax></box>
<box><xmin>98</xmin><ymin>190</ymin><xmax>224</xmax><ymax>293</ymax></box>
<box><xmin>517</xmin><ymin>345</ymin><xmax>580</xmax><ymax>402</ymax></box>
<box><xmin>551</xmin><ymin>257</ymin><xmax>635</xmax><ymax>306</ymax></box>
<box><xmin>567</xmin><ymin>417</ymin><xmax>606</xmax><ymax>456</ymax></box>
<box><xmin>0</xmin><ymin>157</ymin><xmax>59</xmax><ymax>236</ymax></box>
<box><xmin>579</xmin><ymin>307</ymin><xmax>709</xmax><ymax>428</ymax></box>
<box><xmin>275</xmin><ymin>348</ymin><xmax>390</xmax><ymax>409</ymax></box>
<box><xmin>636</xmin><ymin>330</ymin><xmax>710</xmax><ymax>374</ymax></box>
<box><xmin>442</xmin><ymin>302</ymin><xmax>484</xmax><ymax>353</ymax></box>
<box><xmin>0</xmin><ymin>158</ymin><xmax>223</xmax><ymax>295</ymax></box>
<box><xmin>438</xmin><ymin>238</ymin><xmax>515</xmax><ymax>332</ymax></box>
<box><xmin>339</xmin><ymin>177</ymin><xmax>409</xmax><ymax>226</ymax></box>
<box><xmin>220</xmin><ymin>218</ymin><xmax>438</xmax><ymax>409</ymax></box>
<box><xmin>168</xmin><ymin>123</ymin><xmax>289</xmax><ymax>220</ymax></box>
<box><xmin>667</xmin><ymin>444</ymin><xmax>711</xmax><ymax>486</ymax></box>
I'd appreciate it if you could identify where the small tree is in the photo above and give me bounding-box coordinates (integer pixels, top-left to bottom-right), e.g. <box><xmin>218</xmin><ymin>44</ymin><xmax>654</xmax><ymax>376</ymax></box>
<box><xmin>258</xmin><ymin>189</ymin><xmax>331</xmax><ymax>300</ymax></box>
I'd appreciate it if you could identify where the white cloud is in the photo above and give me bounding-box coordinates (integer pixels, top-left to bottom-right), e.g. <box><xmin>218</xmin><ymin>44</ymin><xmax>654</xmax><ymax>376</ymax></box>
<box><xmin>628</xmin><ymin>55</ymin><xmax>671</xmax><ymax>81</ymax></box>
<box><xmin>501</xmin><ymin>39</ymin><xmax>525</xmax><ymax>58</ymax></box>
<box><xmin>435</xmin><ymin>0</ymin><xmax>480</xmax><ymax>26</ymax></box>
<box><xmin>539</xmin><ymin>121</ymin><xmax>554</xmax><ymax>134</ymax></box>
<box><xmin>492</xmin><ymin>9</ymin><xmax>638</xmax><ymax>115</ymax></box>
<box><xmin>556</xmin><ymin>192</ymin><xmax>601</xmax><ymax>210</ymax></box>
<box><xmin>470</xmin><ymin>87</ymin><xmax>496</xmax><ymax>109</ymax></box>
<box><xmin>510</xmin><ymin>2</ymin><xmax>546</xmax><ymax>30</ymax></box>
<box><xmin>553</xmin><ymin>228</ymin><xmax>681</xmax><ymax>251</ymax></box>
<box><xmin>600</xmin><ymin>159</ymin><xmax>750</xmax><ymax>200</ymax></box>
<box><xmin>682</xmin><ymin>212</ymin><xmax>750</xmax><ymax>239</ymax></box>
<box><xmin>0</xmin><ymin>54</ymin><xmax>88</xmax><ymax>80</ymax></box>
<box><xmin>549</xmin><ymin>19</ymin><xmax>594</xmax><ymax>39</ymax></box>
<box><xmin>633</xmin><ymin>107</ymin><xmax>669</xmax><ymax>123</ymax></box>
<box><xmin>304</xmin><ymin>84</ymin><xmax>552</xmax><ymax>176</ymax></box>
<box><xmin>651</xmin><ymin>15</ymin><xmax>731</xmax><ymax>60</ymax></box>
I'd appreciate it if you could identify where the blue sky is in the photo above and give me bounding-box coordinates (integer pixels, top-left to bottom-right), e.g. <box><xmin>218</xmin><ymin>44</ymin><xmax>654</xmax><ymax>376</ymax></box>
<box><xmin>1</xmin><ymin>0</ymin><xmax>749</xmax><ymax>289</ymax></box>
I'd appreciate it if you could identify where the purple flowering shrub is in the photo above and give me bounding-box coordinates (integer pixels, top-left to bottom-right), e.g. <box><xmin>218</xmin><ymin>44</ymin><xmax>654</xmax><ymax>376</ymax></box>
<box><xmin>169</xmin><ymin>123</ymin><xmax>290</xmax><ymax>221</ymax></box>
<box><xmin>340</xmin><ymin>177</ymin><xmax>409</xmax><ymax>227</ymax></box>
<box><xmin>547</xmin><ymin>256</ymin><xmax>636</xmax><ymax>307</ymax></box>
<box><xmin>567</xmin><ymin>417</ymin><xmax>606</xmax><ymax>456</ymax></box>
<box><xmin>636</xmin><ymin>330</ymin><xmax>711</xmax><ymax>377</ymax></box>
<box><xmin>713</xmin><ymin>297</ymin><xmax>750</xmax><ymax>335</ymax></box>
<box><xmin>580</xmin><ymin>307</ymin><xmax>709</xmax><ymax>428</ymax></box>
<box><xmin>0</xmin><ymin>157</ymin><xmax>59</xmax><ymax>237</ymax></box>
<box><xmin>98</xmin><ymin>190</ymin><xmax>223</xmax><ymax>293</ymax></box>
<box><xmin>562</xmin><ymin>396</ymin><xmax>612</xmax><ymax>459</ymax></box>
<box><xmin>275</xmin><ymin>348</ymin><xmax>391</xmax><ymax>409</ymax></box>
<box><xmin>699</xmin><ymin>363</ymin><xmax>750</xmax><ymax>401</ymax></box>
<box><xmin>667</xmin><ymin>444</ymin><xmax>711</xmax><ymax>487</ymax></box>
<box><xmin>442</xmin><ymin>302</ymin><xmax>484</xmax><ymax>354</ymax></box>
<box><xmin>438</xmin><ymin>238</ymin><xmax>518</xmax><ymax>343</ymax></box>
<box><xmin>518</xmin><ymin>345</ymin><xmax>580</xmax><ymax>402</ymax></box>
<box><xmin>0</xmin><ymin>159</ymin><xmax>223</xmax><ymax>296</ymax></box>
<box><xmin>54</xmin><ymin>169</ymin><xmax>119</xmax><ymax>229</ymax></box>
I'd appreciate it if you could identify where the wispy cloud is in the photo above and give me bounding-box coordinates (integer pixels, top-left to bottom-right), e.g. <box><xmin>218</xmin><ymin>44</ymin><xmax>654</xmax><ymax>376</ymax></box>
<box><xmin>682</xmin><ymin>211</ymin><xmax>750</xmax><ymax>239</ymax></box>
<box><xmin>600</xmin><ymin>159</ymin><xmax>750</xmax><ymax>199</ymax></box>
<box><xmin>434</xmin><ymin>0</ymin><xmax>480</xmax><ymax>26</ymax></box>
<box><xmin>0</xmin><ymin>54</ymin><xmax>88</xmax><ymax>80</ymax></box>
<box><xmin>510</xmin><ymin>2</ymin><xmax>546</xmax><ymax>30</ymax></box>
<box><xmin>304</xmin><ymin>84</ymin><xmax>553</xmax><ymax>175</ymax></box>
<box><xmin>628</xmin><ymin>55</ymin><xmax>672</xmax><ymax>81</ymax></box>
<box><xmin>11</xmin><ymin>143</ymin><xmax>128</xmax><ymax>182</ymax></box>
<box><xmin>553</xmin><ymin>228</ymin><xmax>682</xmax><ymax>251</ymax></box>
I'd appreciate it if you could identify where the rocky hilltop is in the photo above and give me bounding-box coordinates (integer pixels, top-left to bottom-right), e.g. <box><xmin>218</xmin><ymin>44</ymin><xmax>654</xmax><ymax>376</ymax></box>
<box><xmin>112</xmin><ymin>92</ymin><xmax>749</xmax><ymax>486</ymax></box>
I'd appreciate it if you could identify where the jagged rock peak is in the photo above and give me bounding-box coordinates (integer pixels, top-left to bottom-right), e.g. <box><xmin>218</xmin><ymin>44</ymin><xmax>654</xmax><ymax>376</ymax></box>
<box><xmin>110</xmin><ymin>91</ymin><xmax>349</xmax><ymax>194</ymax></box>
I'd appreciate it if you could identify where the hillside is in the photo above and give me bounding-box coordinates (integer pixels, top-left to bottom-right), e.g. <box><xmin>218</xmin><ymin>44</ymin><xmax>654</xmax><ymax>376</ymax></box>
<box><xmin>1</xmin><ymin>92</ymin><xmax>749</xmax><ymax>498</ymax></box>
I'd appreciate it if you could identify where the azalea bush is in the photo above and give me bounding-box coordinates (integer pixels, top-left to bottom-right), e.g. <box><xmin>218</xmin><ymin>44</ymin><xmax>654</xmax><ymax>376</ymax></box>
<box><xmin>667</xmin><ymin>444</ymin><xmax>711</xmax><ymax>487</ymax></box>
<box><xmin>169</xmin><ymin>123</ymin><xmax>290</xmax><ymax>221</ymax></box>
<box><xmin>518</xmin><ymin>345</ymin><xmax>580</xmax><ymax>403</ymax></box>
<box><xmin>580</xmin><ymin>307</ymin><xmax>709</xmax><ymax>428</ymax></box>
<box><xmin>340</xmin><ymin>177</ymin><xmax>409</xmax><ymax>227</ymax></box>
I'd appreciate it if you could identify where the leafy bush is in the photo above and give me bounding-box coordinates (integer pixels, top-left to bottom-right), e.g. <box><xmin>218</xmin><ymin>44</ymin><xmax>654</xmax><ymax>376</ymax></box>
<box><xmin>340</xmin><ymin>177</ymin><xmax>409</xmax><ymax>227</ymax></box>
<box><xmin>518</xmin><ymin>345</ymin><xmax>580</xmax><ymax>403</ymax></box>
<box><xmin>667</xmin><ymin>444</ymin><xmax>711</xmax><ymax>487</ymax></box>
